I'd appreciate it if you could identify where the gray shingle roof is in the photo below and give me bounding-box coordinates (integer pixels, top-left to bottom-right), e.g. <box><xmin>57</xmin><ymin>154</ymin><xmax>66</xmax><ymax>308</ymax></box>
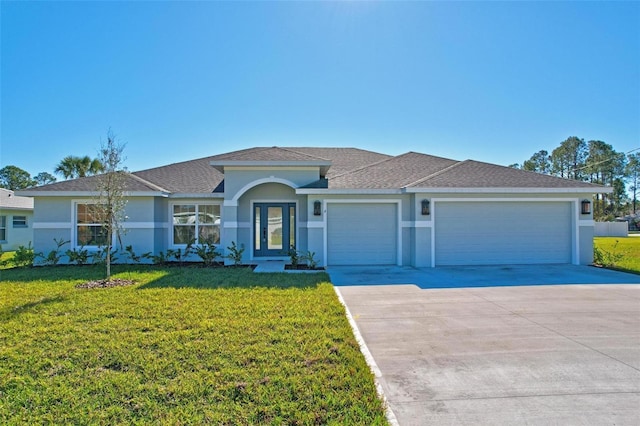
<box><xmin>18</xmin><ymin>146</ymin><xmax>608</xmax><ymax>194</ymax></box>
<box><xmin>134</xmin><ymin>157</ymin><xmax>223</xmax><ymax>193</ymax></box>
<box><xmin>408</xmin><ymin>160</ymin><xmax>603</xmax><ymax>189</ymax></box>
<box><xmin>328</xmin><ymin>152</ymin><xmax>458</xmax><ymax>189</ymax></box>
<box><xmin>19</xmin><ymin>172</ymin><xmax>170</xmax><ymax>193</ymax></box>
<box><xmin>211</xmin><ymin>147</ymin><xmax>329</xmax><ymax>162</ymax></box>
<box><xmin>286</xmin><ymin>148</ymin><xmax>391</xmax><ymax>178</ymax></box>
<box><xmin>0</xmin><ymin>188</ymin><xmax>34</xmax><ymax>209</ymax></box>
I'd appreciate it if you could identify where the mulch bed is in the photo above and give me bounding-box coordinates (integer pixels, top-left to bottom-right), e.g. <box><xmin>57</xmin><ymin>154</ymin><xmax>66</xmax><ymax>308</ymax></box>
<box><xmin>75</xmin><ymin>278</ymin><xmax>136</xmax><ymax>289</ymax></box>
<box><xmin>285</xmin><ymin>264</ymin><xmax>325</xmax><ymax>271</ymax></box>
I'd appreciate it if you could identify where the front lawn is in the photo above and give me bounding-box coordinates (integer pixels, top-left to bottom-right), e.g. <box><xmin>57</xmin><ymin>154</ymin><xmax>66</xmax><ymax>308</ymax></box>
<box><xmin>594</xmin><ymin>237</ymin><xmax>640</xmax><ymax>274</ymax></box>
<box><xmin>0</xmin><ymin>265</ymin><xmax>387</xmax><ymax>424</ymax></box>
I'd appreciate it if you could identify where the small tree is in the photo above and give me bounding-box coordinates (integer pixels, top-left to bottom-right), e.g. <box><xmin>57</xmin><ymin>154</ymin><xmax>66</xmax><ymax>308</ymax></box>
<box><xmin>94</xmin><ymin>131</ymin><xmax>128</xmax><ymax>280</ymax></box>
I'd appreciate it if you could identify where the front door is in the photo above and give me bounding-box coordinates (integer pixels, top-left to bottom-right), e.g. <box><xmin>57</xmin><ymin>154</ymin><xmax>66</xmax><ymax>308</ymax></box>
<box><xmin>254</xmin><ymin>203</ymin><xmax>295</xmax><ymax>257</ymax></box>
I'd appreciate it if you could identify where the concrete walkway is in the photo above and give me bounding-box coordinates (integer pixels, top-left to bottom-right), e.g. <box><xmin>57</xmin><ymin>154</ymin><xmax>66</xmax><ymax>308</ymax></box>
<box><xmin>337</xmin><ymin>283</ymin><xmax>640</xmax><ymax>425</ymax></box>
<box><xmin>253</xmin><ymin>260</ymin><xmax>286</xmax><ymax>273</ymax></box>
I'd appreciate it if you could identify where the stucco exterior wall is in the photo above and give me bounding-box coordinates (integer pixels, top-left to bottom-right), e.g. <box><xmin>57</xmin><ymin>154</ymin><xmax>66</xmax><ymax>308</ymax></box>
<box><xmin>32</xmin><ymin>197</ymin><xmax>74</xmax><ymax>259</ymax></box>
<box><xmin>579</xmin><ymin>225</ymin><xmax>595</xmax><ymax>265</ymax></box>
<box><xmin>224</xmin><ymin>168</ymin><xmax>319</xmax><ymax>201</ymax></box>
<box><xmin>27</xmin><ymin>176</ymin><xmax>599</xmax><ymax>268</ymax></box>
<box><xmin>0</xmin><ymin>209</ymin><xmax>34</xmax><ymax>251</ymax></box>
<box><xmin>31</xmin><ymin>196</ymin><xmax>163</xmax><ymax>264</ymax></box>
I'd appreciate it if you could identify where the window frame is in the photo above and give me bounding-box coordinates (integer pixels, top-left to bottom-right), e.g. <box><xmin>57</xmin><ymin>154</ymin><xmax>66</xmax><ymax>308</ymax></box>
<box><xmin>0</xmin><ymin>215</ymin><xmax>6</xmax><ymax>242</ymax></box>
<box><xmin>12</xmin><ymin>215</ymin><xmax>28</xmax><ymax>228</ymax></box>
<box><xmin>72</xmin><ymin>201</ymin><xmax>111</xmax><ymax>249</ymax></box>
<box><xmin>170</xmin><ymin>202</ymin><xmax>221</xmax><ymax>247</ymax></box>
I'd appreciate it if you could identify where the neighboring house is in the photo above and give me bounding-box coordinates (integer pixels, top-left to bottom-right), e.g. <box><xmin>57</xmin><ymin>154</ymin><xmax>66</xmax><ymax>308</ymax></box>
<box><xmin>0</xmin><ymin>188</ymin><xmax>34</xmax><ymax>251</ymax></box>
<box><xmin>18</xmin><ymin>147</ymin><xmax>609</xmax><ymax>267</ymax></box>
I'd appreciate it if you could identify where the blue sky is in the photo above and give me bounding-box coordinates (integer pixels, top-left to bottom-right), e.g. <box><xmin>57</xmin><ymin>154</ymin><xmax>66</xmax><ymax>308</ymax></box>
<box><xmin>2</xmin><ymin>1</ymin><xmax>639</xmax><ymax>176</ymax></box>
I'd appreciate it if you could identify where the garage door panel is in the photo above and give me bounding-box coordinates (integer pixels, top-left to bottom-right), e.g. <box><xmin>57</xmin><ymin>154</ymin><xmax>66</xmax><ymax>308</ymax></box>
<box><xmin>328</xmin><ymin>203</ymin><xmax>397</xmax><ymax>265</ymax></box>
<box><xmin>435</xmin><ymin>202</ymin><xmax>572</xmax><ymax>266</ymax></box>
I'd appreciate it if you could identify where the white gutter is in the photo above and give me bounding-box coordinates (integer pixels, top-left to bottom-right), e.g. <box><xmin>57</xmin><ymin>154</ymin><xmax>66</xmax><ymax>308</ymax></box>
<box><xmin>296</xmin><ymin>188</ymin><xmax>403</xmax><ymax>195</ymax></box>
<box><xmin>15</xmin><ymin>191</ymin><xmax>169</xmax><ymax>197</ymax></box>
<box><xmin>167</xmin><ymin>193</ymin><xmax>225</xmax><ymax>199</ymax></box>
<box><xmin>403</xmin><ymin>187</ymin><xmax>613</xmax><ymax>194</ymax></box>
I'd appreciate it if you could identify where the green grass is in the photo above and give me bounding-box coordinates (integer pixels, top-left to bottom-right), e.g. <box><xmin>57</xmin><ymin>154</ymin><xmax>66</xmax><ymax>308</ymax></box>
<box><xmin>594</xmin><ymin>237</ymin><xmax>640</xmax><ymax>274</ymax></box>
<box><xmin>0</xmin><ymin>265</ymin><xmax>387</xmax><ymax>425</ymax></box>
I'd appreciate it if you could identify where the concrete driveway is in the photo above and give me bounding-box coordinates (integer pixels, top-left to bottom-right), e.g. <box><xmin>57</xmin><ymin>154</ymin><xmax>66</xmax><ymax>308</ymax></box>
<box><xmin>329</xmin><ymin>264</ymin><xmax>640</xmax><ymax>288</ymax></box>
<box><xmin>333</xmin><ymin>267</ymin><xmax>640</xmax><ymax>425</ymax></box>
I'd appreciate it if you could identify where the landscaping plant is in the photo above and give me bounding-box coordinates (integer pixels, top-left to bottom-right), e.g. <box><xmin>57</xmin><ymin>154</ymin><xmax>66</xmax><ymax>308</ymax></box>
<box><xmin>194</xmin><ymin>242</ymin><xmax>222</xmax><ymax>266</ymax></box>
<box><xmin>36</xmin><ymin>238</ymin><xmax>69</xmax><ymax>266</ymax></box>
<box><xmin>66</xmin><ymin>247</ymin><xmax>90</xmax><ymax>265</ymax></box>
<box><xmin>226</xmin><ymin>241</ymin><xmax>245</xmax><ymax>266</ymax></box>
<box><xmin>12</xmin><ymin>242</ymin><xmax>35</xmax><ymax>268</ymax></box>
<box><xmin>300</xmin><ymin>250</ymin><xmax>318</xmax><ymax>269</ymax></box>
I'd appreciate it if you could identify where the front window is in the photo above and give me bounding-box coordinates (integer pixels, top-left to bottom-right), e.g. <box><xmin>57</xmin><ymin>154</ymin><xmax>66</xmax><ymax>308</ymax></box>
<box><xmin>0</xmin><ymin>216</ymin><xmax>6</xmax><ymax>241</ymax></box>
<box><xmin>76</xmin><ymin>204</ymin><xmax>108</xmax><ymax>247</ymax></box>
<box><xmin>172</xmin><ymin>204</ymin><xmax>220</xmax><ymax>245</ymax></box>
<box><xmin>13</xmin><ymin>216</ymin><xmax>27</xmax><ymax>228</ymax></box>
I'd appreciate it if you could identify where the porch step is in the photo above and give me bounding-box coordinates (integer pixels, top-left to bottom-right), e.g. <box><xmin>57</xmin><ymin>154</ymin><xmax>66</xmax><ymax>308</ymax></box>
<box><xmin>253</xmin><ymin>260</ymin><xmax>286</xmax><ymax>273</ymax></box>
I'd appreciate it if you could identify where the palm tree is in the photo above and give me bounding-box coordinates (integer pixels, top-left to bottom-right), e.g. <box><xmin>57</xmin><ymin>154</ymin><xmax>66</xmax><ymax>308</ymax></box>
<box><xmin>55</xmin><ymin>155</ymin><xmax>104</xmax><ymax>180</ymax></box>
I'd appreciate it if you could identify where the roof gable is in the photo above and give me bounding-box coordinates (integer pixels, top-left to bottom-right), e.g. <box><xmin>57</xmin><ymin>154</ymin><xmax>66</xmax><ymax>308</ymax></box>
<box><xmin>209</xmin><ymin>147</ymin><xmax>332</xmax><ymax>174</ymax></box>
<box><xmin>210</xmin><ymin>147</ymin><xmax>329</xmax><ymax>162</ymax></box>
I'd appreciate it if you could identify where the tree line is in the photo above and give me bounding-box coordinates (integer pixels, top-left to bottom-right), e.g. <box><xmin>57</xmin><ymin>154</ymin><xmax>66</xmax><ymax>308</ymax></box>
<box><xmin>510</xmin><ymin>136</ymin><xmax>640</xmax><ymax>220</ymax></box>
<box><xmin>0</xmin><ymin>155</ymin><xmax>105</xmax><ymax>190</ymax></box>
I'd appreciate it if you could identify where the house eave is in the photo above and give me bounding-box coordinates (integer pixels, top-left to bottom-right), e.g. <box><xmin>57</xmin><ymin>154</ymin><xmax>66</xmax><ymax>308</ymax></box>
<box><xmin>403</xmin><ymin>187</ymin><xmax>613</xmax><ymax>194</ymax></box>
<box><xmin>210</xmin><ymin>161</ymin><xmax>331</xmax><ymax>175</ymax></box>
<box><xmin>167</xmin><ymin>193</ymin><xmax>225</xmax><ymax>199</ymax></box>
<box><xmin>0</xmin><ymin>206</ymin><xmax>33</xmax><ymax>211</ymax></box>
<box><xmin>296</xmin><ymin>188</ymin><xmax>403</xmax><ymax>195</ymax></box>
<box><xmin>15</xmin><ymin>190</ymin><xmax>170</xmax><ymax>197</ymax></box>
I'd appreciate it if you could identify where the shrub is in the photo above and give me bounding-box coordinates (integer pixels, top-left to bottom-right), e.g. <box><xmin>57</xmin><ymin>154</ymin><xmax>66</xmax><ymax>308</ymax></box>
<box><xmin>91</xmin><ymin>246</ymin><xmax>118</xmax><ymax>266</ymax></box>
<box><xmin>226</xmin><ymin>241</ymin><xmax>245</xmax><ymax>266</ymax></box>
<box><xmin>13</xmin><ymin>242</ymin><xmax>35</xmax><ymax>268</ymax></box>
<box><xmin>36</xmin><ymin>238</ymin><xmax>69</xmax><ymax>266</ymax></box>
<box><xmin>150</xmin><ymin>251</ymin><xmax>168</xmax><ymax>265</ymax></box>
<box><xmin>593</xmin><ymin>239</ymin><xmax>624</xmax><ymax>267</ymax></box>
<box><xmin>124</xmin><ymin>245</ymin><xmax>151</xmax><ymax>264</ymax></box>
<box><xmin>300</xmin><ymin>250</ymin><xmax>318</xmax><ymax>269</ymax></box>
<box><xmin>66</xmin><ymin>247</ymin><xmax>90</xmax><ymax>265</ymax></box>
<box><xmin>194</xmin><ymin>242</ymin><xmax>222</xmax><ymax>266</ymax></box>
<box><xmin>287</xmin><ymin>245</ymin><xmax>299</xmax><ymax>267</ymax></box>
<box><xmin>167</xmin><ymin>240</ymin><xmax>194</xmax><ymax>267</ymax></box>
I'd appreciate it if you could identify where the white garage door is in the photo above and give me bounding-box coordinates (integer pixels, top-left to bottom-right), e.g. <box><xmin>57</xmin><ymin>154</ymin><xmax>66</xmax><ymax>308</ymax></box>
<box><xmin>435</xmin><ymin>201</ymin><xmax>572</xmax><ymax>266</ymax></box>
<box><xmin>327</xmin><ymin>203</ymin><xmax>397</xmax><ymax>265</ymax></box>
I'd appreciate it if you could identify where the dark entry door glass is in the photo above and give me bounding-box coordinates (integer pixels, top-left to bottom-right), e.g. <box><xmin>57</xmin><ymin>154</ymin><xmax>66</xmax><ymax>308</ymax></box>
<box><xmin>254</xmin><ymin>203</ymin><xmax>295</xmax><ymax>256</ymax></box>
